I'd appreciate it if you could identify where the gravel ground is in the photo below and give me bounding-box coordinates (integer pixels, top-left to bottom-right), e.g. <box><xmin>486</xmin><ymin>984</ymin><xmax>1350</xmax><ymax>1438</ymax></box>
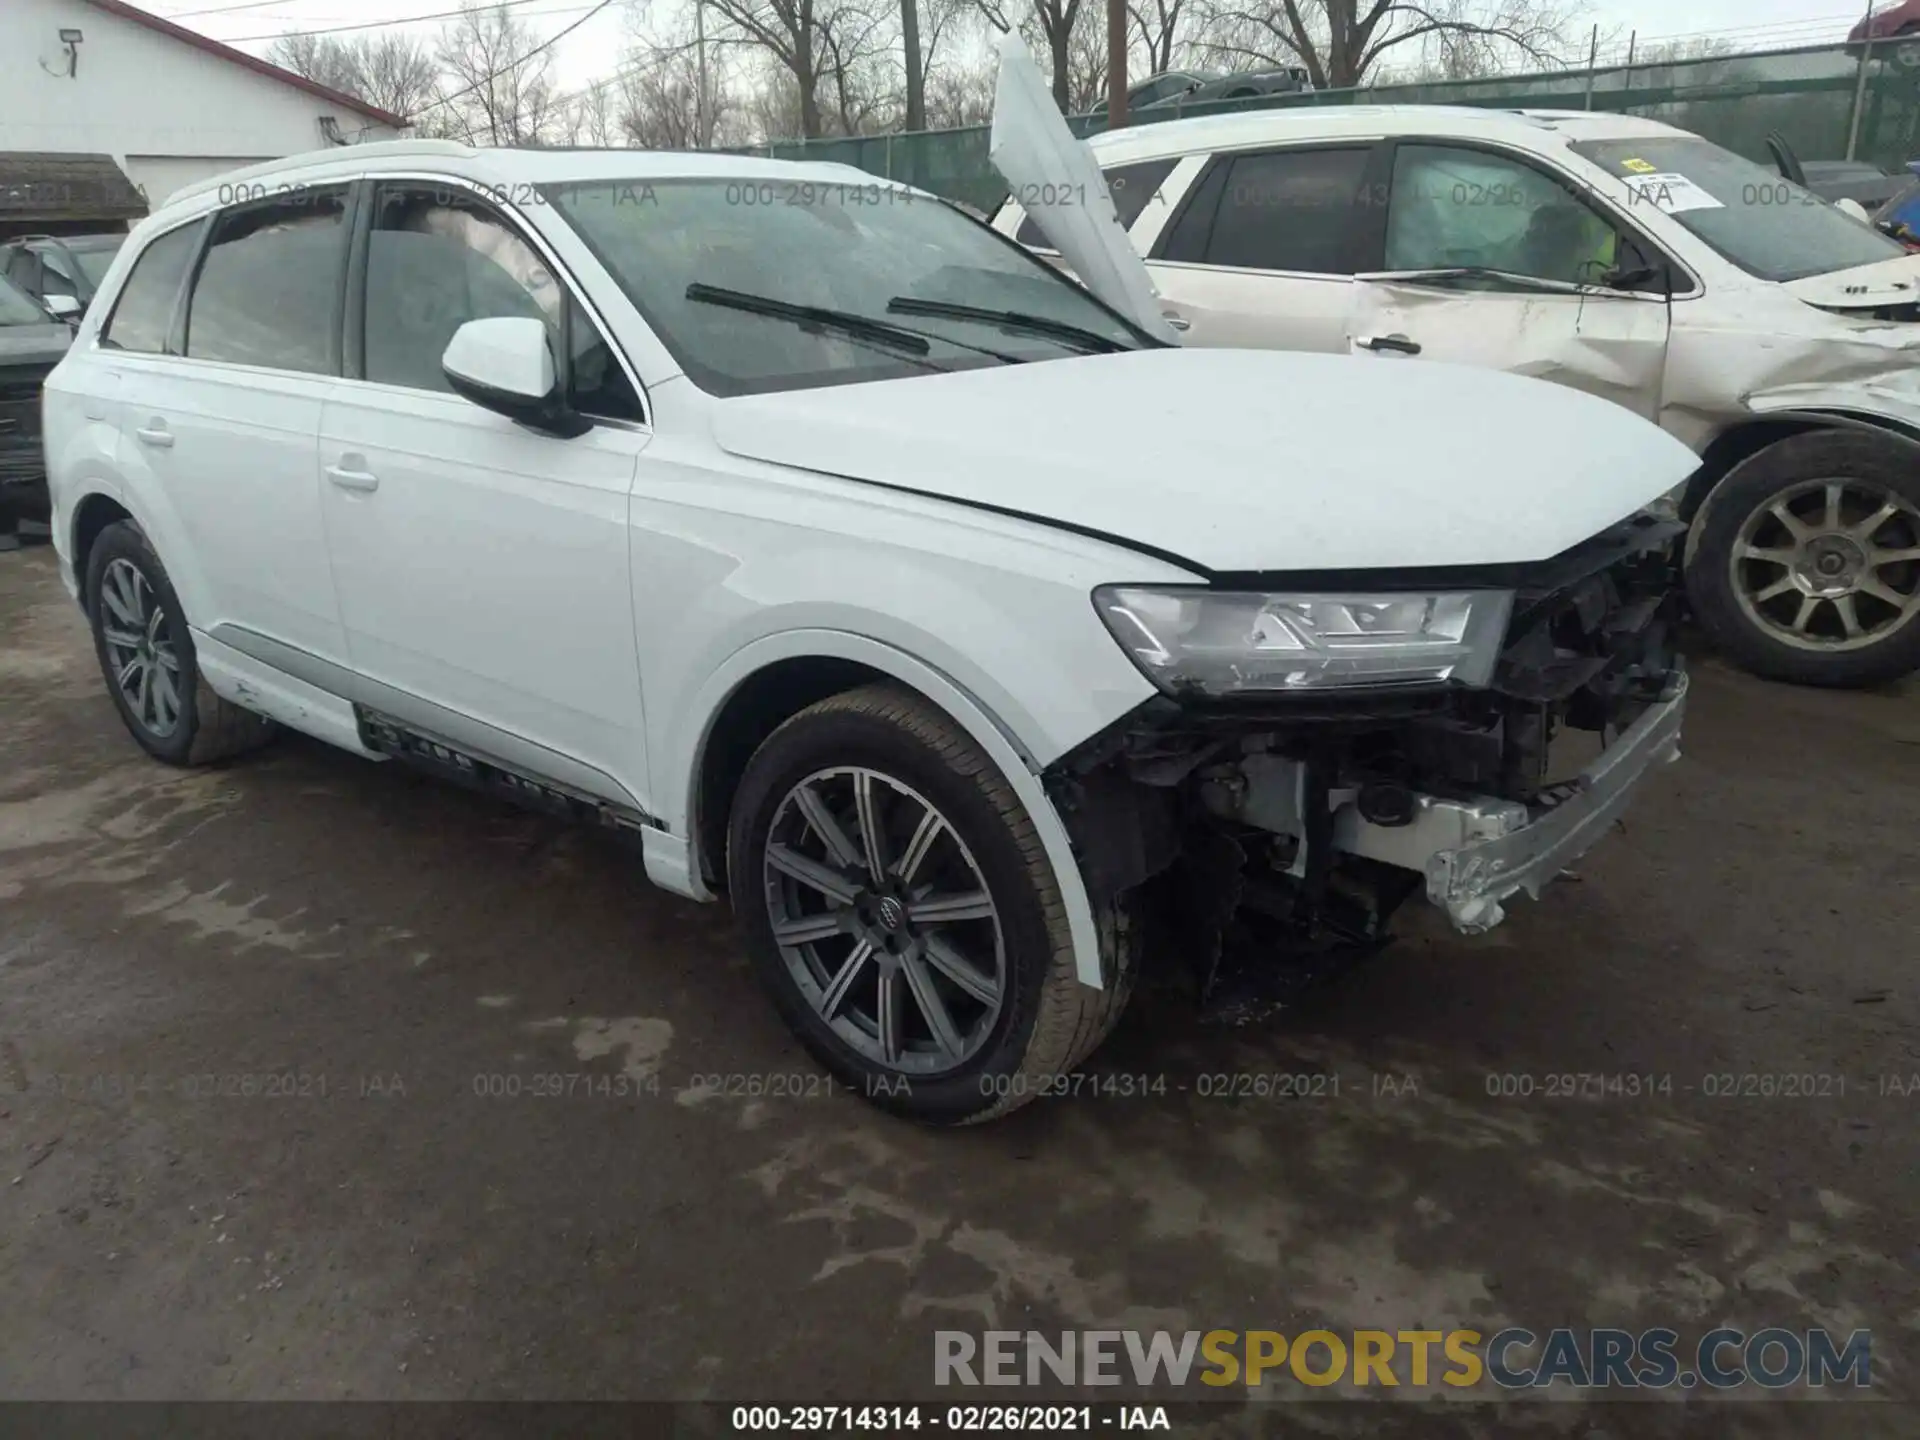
<box><xmin>1</xmin><ymin>545</ymin><xmax>1916</xmax><ymax>1436</ymax></box>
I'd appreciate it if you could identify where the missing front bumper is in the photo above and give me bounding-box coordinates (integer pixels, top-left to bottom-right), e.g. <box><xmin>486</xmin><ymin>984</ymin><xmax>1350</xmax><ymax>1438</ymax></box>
<box><xmin>1332</xmin><ymin>672</ymin><xmax>1689</xmax><ymax>932</ymax></box>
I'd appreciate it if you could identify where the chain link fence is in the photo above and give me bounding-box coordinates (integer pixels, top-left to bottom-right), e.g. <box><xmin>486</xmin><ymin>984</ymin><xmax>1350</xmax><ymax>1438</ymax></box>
<box><xmin>729</xmin><ymin>40</ymin><xmax>1920</xmax><ymax>213</ymax></box>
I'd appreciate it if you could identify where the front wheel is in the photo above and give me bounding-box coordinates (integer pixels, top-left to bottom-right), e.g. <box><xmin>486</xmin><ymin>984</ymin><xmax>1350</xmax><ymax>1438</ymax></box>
<box><xmin>1686</xmin><ymin>432</ymin><xmax>1920</xmax><ymax>687</ymax></box>
<box><xmin>727</xmin><ymin>684</ymin><xmax>1134</xmax><ymax>1124</ymax></box>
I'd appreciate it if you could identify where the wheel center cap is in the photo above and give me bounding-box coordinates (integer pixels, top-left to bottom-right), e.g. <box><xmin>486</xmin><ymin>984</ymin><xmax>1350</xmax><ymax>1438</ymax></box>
<box><xmin>1799</xmin><ymin>536</ymin><xmax>1865</xmax><ymax>596</ymax></box>
<box><xmin>877</xmin><ymin>895</ymin><xmax>906</xmax><ymax>932</ymax></box>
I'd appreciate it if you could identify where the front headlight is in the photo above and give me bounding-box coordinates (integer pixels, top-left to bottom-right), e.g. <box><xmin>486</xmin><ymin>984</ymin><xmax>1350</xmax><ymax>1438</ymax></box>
<box><xmin>1093</xmin><ymin>586</ymin><xmax>1514</xmax><ymax>695</ymax></box>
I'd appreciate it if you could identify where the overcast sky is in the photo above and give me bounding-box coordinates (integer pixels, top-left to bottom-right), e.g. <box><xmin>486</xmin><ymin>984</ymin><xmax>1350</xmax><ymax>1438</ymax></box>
<box><xmin>143</xmin><ymin>0</ymin><xmax>1875</xmax><ymax>99</ymax></box>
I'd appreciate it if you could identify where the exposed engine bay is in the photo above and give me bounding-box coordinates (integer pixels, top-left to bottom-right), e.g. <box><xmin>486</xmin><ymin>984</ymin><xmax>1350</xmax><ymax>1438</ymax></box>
<box><xmin>1046</xmin><ymin>513</ymin><xmax>1689</xmax><ymax>1003</ymax></box>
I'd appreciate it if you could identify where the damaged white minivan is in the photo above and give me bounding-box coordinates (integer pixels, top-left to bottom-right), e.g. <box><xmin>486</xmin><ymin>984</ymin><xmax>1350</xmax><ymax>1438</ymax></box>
<box><xmin>995</xmin><ymin>99</ymin><xmax>1920</xmax><ymax>688</ymax></box>
<box><xmin>46</xmin><ymin>122</ymin><xmax>1692</xmax><ymax>1121</ymax></box>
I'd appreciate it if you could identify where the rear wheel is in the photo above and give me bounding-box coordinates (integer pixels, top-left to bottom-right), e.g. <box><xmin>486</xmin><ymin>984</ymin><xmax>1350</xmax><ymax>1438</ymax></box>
<box><xmin>85</xmin><ymin>520</ymin><xmax>275</xmax><ymax>765</ymax></box>
<box><xmin>727</xmin><ymin>683</ymin><xmax>1134</xmax><ymax>1124</ymax></box>
<box><xmin>1687</xmin><ymin>432</ymin><xmax>1920</xmax><ymax>687</ymax></box>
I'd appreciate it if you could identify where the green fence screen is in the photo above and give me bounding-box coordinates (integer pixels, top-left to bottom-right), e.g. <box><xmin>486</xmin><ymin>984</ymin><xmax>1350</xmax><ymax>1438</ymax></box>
<box><xmin>731</xmin><ymin>40</ymin><xmax>1920</xmax><ymax>213</ymax></box>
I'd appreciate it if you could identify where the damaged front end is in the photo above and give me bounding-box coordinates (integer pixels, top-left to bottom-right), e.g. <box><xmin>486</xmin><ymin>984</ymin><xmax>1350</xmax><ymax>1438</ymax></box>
<box><xmin>1047</xmin><ymin>513</ymin><xmax>1688</xmax><ymax>1001</ymax></box>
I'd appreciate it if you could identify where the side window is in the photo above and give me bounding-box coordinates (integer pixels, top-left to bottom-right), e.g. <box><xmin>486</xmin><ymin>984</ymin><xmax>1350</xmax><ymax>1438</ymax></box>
<box><xmin>1385</xmin><ymin>144</ymin><xmax>1622</xmax><ymax>286</ymax></box>
<box><xmin>101</xmin><ymin>223</ymin><xmax>202</xmax><ymax>355</ymax></box>
<box><xmin>363</xmin><ymin>184</ymin><xmax>560</xmax><ymax>394</ymax></box>
<box><xmin>186</xmin><ymin>188</ymin><xmax>348</xmax><ymax>373</ymax></box>
<box><xmin>1014</xmin><ymin>157</ymin><xmax>1180</xmax><ymax>249</ymax></box>
<box><xmin>1156</xmin><ymin>158</ymin><xmax>1229</xmax><ymax>261</ymax></box>
<box><xmin>1201</xmin><ymin>147</ymin><xmax>1372</xmax><ymax>274</ymax></box>
<box><xmin>566</xmin><ymin>294</ymin><xmax>645</xmax><ymax>422</ymax></box>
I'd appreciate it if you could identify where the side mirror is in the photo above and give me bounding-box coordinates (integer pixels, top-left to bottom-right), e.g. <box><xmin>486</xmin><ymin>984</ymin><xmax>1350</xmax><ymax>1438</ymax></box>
<box><xmin>1835</xmin><ymin>197</ymin><xmax>1872</xmax><ymax>223</ymax></box>
<box><xmin>43</xmin><ymin>293</ymin><xmax>81</xmax><ymax>319</ymax></box>
<box><xmin>441</xmin><ymin>317</ymin><xmax>588</xmax><ymax>438</ymax></box>
<box><xmin>1605</xmin><ymin>236</ymin><xmax>1669</xmax><ymax>295</ymax></box>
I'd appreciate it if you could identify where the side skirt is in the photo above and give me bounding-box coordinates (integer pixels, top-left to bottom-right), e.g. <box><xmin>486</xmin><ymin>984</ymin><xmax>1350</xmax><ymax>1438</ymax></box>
<box><xmin>354</xmin><ymin>705</ymin><xmax>657</xmax><ymax>840</ymax></box>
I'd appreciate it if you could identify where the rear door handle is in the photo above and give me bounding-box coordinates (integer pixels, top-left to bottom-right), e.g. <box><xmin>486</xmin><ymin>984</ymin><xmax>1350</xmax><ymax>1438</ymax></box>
<box><xmin>1162</xmin><ymin>312</ymin><xmax>1192</xmax><ymax>332</ymax></box>
<box><xmin>134</xmin><ymin>421</ymin><xmax>173</xmax><ymax>448</ymax></box>
<box><xmin>1357</xmin><ymin>333</ymin><xmax>1422</xmax><ymax>356</ymax></box>
<box><xmin>325</xmin><ymin>461</ymin><xmax>379</xmax><ymax>493</ymax></box>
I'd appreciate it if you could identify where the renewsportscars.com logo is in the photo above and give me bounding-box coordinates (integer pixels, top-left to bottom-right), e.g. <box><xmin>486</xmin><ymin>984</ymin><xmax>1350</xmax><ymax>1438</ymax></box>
<box><xmin>934</xmin><ymin>1328</ymin><xmax>1872</xmax><ymax>1392</ymax></box>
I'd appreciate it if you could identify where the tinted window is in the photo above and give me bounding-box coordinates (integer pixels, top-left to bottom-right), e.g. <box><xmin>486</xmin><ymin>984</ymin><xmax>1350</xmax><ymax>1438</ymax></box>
<box><xmin>1015</xmin><ymin>157</ymin><xmax>1180</xmax><ymax>249</ymax></box>
<box><xmin>1387</xmin><ymin>144</ymin><xmax>1625</xmax><ymax>285</ymax></box>
<box><xmin>101</xmin><ymin>222</ymin><xmax>202</xmax><ymax>354</ymax></box>
<box><xmin>186</xmin><ymin>189</ymin><xmax>348</xmax><ymax>372</ymax></box>
<box><xmin>566</xmin><ymin>295</ymin><xmax>644</xmax><ymax>422</ymax></box>
<box><xmin>1156</xmin><ymin>158</ymin><xmax>1229</xmax><ymax>261</ymax></box>
<box><xmin>1203</xmin><ymin>147</ymin><xmax>1371</xmax><ymax>273</ymax></box>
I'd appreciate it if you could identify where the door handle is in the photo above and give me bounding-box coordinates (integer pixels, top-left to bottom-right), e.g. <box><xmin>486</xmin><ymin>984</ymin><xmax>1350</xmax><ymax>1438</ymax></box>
<box><xmin>1357</xmin><ymin>333</ymin><xmax>1422</xmax><ymax>356</ymax></box>
<box><xmin>325</xmin><ymin>462</ymin><xmax>379</xmax><ymax>493</ymax></box>
<box><xmin>1162</xmin><ymin>312</ymin><xmax>1192</xmax><ymax>332</ymax></box>
<box><xmin>134</xmin><ymin>421</ymin><xmax>173</xmax><ymax>448</ymax></box>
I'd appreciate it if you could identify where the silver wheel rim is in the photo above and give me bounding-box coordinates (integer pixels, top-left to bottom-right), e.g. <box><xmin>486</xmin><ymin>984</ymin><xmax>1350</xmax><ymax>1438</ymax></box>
<box><xmin>1730</xmin><ymin>478</ymin><xmax>1920</xmax><ymax>652</ymax></box>
<box><xmin>762</xmin><ymin>766</ymin><xmax>1006</xmax><ymax>1077</ymax></box>
<box><xmin>99</xmin><ymin>557</ymin><xmax>183</xmax><ymax>738</ymax></box>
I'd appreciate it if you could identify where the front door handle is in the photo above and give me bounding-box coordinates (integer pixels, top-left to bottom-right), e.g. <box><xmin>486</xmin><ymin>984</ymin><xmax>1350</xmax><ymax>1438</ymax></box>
<box><xmin>325</xmin><ymin>462</ymin><xmax>379</xmax><ymax>493</ymax></box>
<box><xmin>134</xmin><ymin>421</ymin><xmax>173</xmax><ymax>448</ymax></box>
<box><xmin>1162</xmin><ymin>312</ymin><xmax>1192</xmax><ymax>332</ymax></box>
<box><xmin>1357</xmin><ymin>333</ymin><xmax>1422</xmax><ymax>356</ymax></box>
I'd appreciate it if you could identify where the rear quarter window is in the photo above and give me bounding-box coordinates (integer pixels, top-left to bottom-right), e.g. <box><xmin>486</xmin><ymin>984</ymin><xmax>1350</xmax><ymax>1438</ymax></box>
<box><xmin>100</xmin><ymin>222</ymin><xmax>205</xmax><ymax>355</ymax></box>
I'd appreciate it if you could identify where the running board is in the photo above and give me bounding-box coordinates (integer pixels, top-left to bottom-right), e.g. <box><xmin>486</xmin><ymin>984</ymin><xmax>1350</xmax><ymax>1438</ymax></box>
<box><xmin>353</xmin><ymin>705</ymin><xmax>656</xmax><ymax>836</ymax></box>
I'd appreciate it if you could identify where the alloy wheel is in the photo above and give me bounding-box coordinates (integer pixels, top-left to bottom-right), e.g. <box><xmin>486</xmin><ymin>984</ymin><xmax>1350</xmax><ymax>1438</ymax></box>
<box><xmin>1730</xmin><ymin>478</ymin><xmax>1920</xmax><ymax>651</ymax></box>
<box><xmin>99</xmin><ymin>557</ymin><xmax>183</xmax><ymax>738</ymax></box>
<box><xmin>761</xmin><ymin>766</ymin><xmax>1006</xmax><ymax>1077</ymax></box>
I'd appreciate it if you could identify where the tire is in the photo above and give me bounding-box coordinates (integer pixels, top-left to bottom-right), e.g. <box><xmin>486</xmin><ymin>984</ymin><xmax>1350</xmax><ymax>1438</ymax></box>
<box><xmin>1686</xmin><ymin>432</ymin><xmax>1920</xmax><ymax>688</ymax></box>
<box><xmin>85</xmin><ymin>520</ymin><xmax>275</xmax><ymax>766</ymax></box>
<box><xmin>726</xmin><ymin>683</ymin><xmax>1136</xmax><ymax>1124</ymax></box>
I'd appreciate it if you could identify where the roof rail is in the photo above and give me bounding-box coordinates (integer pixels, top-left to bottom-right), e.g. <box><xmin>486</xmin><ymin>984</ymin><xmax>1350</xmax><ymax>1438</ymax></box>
<box><xmin>165</xmin><ymin>139</ymin><xmax>477</xmax><ymax>208</ymax></box>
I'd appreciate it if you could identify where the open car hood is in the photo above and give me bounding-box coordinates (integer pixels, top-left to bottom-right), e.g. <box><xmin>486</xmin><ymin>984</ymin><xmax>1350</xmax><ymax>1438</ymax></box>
<box><xmin>710</xmin><ymin>348</ymin><xmax>1700</xmax><ymax>574</ymax></box>
<box><xmin>988</xmin><ymin>34</ymin><xmax>1180</xmax><ymax>344</ymax></box>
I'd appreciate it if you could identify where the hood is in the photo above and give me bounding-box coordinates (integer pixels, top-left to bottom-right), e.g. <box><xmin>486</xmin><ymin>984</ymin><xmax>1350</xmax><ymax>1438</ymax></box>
<box><xmin>710</xmin><ymin>349</ymin><xmax>1700</xmax><ymax>574</ymax></box>
<box><xmin>989</xmin><ymin>35</ymin><xmax>1180</xmax><ymax>345</ymax></box>
<box><xmin>1783</xmin><ymin>253</ymin><xmax>1920</xmax><ymax>311</ymax></box>
<box><xmin>0</xmin><ymin>322</ymin><xmax>72</xmax><ymax>364</ymax></box>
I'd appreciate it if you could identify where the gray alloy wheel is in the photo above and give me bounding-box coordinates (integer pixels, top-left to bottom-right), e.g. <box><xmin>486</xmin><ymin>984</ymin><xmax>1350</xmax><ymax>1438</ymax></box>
<box><xmin>761</xmin><ymin>765</ymin><xmax>1006</xmax><ymax>1077</ymax></box>
<box><xmin>97</xmin><ymin>556</ymin><xmax>184</xmax><ymax>739</ymax></box>
<box><xmin>1729</xmin><ymin>477</ymin><xmax>1920</xmax><ymax>652</ymax></box>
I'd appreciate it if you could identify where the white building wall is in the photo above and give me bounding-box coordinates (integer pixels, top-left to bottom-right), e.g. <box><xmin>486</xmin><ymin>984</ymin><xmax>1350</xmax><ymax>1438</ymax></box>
<box><xmin>0</xmin><ymin>0</ymin><xmax>401</xmax><ymax>205</ymax></box>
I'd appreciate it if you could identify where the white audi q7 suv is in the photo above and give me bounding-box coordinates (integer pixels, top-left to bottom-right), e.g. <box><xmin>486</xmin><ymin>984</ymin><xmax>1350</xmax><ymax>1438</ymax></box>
<box><xmin>44</xmin><ymin>139</ymin><xmax>1697</xmax><ymax>1121</ymax></box>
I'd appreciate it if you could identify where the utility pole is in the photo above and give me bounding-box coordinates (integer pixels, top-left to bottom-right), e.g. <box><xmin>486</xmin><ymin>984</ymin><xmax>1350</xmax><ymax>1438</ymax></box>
<box><xmin>695</xmin><ymin>0</ymin><xmax>709</xmax><ymax>147</ymax></box>
<box><xmin>1581</xmin><ymin>23</ymin><xmax>1598</xmax><ymax>109</ymax></box>
<box><xmin>1848</xmin><ymin>0</ymin><xmax>1876</xmax><ymax>159</ymax></box>
<box><xmin>1106</xmin><ymin>0</ymin><xmax>1127</xmax><ymax>127</ymax></box>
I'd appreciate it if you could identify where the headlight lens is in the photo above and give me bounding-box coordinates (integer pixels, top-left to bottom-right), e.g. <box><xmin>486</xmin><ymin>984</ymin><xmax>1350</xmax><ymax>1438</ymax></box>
<box><xmin>1093</xmin><ymin>586</ymin><xmax>1514</xmax><ymax>694</ymax></box>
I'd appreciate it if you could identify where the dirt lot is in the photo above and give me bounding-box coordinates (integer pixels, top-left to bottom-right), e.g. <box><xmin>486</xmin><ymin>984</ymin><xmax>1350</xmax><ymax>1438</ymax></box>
<box><xmin>1</xmin><ymin>544</ymin><xmax>1916</xmax><ymax>1433</ymax></box>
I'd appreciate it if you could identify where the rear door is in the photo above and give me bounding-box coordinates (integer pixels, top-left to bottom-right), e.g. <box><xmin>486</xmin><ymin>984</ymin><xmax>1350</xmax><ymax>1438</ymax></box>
<box><xmin>107</xmin><ymin>195</ymin><xmax>351</xmax><ymax>674</ymax></box>
<box><xmin>1146</xmin><ymin>142</ymin><xmax>1384</xmax><ymax>351</ymax></box>
<box><xmin>317</xmin><ymin>178</ymin><xmax>653</xmax><ymax>814</ymax></box>
<box><xmin>1349</xmin><ymin>140</ymin><xmax>1673</xmax><ymax>421</ymax></box>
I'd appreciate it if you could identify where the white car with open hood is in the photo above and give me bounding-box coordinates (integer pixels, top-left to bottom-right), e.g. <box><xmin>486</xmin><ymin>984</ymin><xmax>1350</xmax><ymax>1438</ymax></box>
<box><xmin>44</xmin><ymin>134</ymin><xmax>1693</xmax><ymax>1122</ymax></box>
<box><xmin>992</xmin><ymin>95</ymin><xmax>1920</xmax><ymax>688</ymax></box>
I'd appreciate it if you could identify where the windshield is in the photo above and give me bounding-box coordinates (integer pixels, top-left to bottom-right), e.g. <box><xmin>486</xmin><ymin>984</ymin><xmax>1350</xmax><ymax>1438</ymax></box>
<box><xmin>543</xmin><ymin>178</ymin><xmax>1145</xmax><ymax>396</ymax></box>
<box><xmin>1571</xmin><ymin>136</ymin><xmax>1908</xmax><ymax>283</ymax></box>
<box><xmin>0</xmin><ymin>272</ymin><xmax>51</xmax><ymax>327</ymax></box>
<box><xmin>70</xmin><ymin>241</ymin><xmax>124</xmax><ymax>288</ymax></box>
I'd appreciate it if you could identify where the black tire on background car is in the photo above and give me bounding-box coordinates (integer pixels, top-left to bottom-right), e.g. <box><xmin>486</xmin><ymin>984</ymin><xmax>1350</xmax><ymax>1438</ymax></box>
<box><xmin>1686</xmin><ymin>432</ymin><xmax>1920</xmax><ymax>688</ymax></box>
<box><xmin>85</xmin><ymin>520</ymin><xmax>275</xmax><ymax>766</ymax></box>
<box><xmin>727</xmin><ymin>683</ymin><xmax>1135</xmax><ymax>1124</ymax></box>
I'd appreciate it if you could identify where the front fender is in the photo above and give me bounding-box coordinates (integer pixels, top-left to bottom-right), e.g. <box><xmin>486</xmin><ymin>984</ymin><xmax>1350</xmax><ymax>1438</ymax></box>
<box><xmin>672</xmin><ymin>629</ymin><xmax>1116</xmax><ymax>989</ymax></box>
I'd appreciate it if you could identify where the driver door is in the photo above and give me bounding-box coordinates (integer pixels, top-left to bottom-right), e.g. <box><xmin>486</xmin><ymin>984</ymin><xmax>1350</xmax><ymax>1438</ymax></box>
<box><xmin>1349</xmin><ymin>141</ymin><xmax>1672</xmax><ymax>423</ymax></box>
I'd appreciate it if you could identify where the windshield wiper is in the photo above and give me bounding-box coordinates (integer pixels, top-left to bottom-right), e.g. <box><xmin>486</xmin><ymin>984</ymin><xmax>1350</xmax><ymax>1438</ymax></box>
<box><xmin>884</xmin><ymin>297</ymin><xmax>1128</xmax><ymax>354</ymax></box>
<box><xmin>686</xmin><ymin>283</ymin><xmax>937</xmax><ymax>361</ymax></box>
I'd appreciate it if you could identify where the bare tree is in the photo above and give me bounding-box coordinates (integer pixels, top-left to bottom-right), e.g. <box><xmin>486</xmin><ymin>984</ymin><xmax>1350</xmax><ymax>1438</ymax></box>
<box><xmin>267</xmin><ymin>31</ymin><xmax>438</xmax><ymax>121</ymax></box>
<box><xmin>975</xmin><ymin>0</ymin><xmax>1086</xmax><ymax>110</ymax></box>
<box><xmin>431</xmin><ymin>2</ymin><xmax>563</xmax><ymax>145</ymax></box>
<box><xmin>1129</xmin><ymin>0</ymin><xmax>1190</xmax><ymax>75</ymax></box>
<box><xmin>701</xmin><ymin>0</ymin><xmax>829</xmax><ymax>136</ymax></box>
<box><xmin>922</xmin><ymin>56</ymin><xmax>996</xmax><ymax>125</ymax></box>
<box><xmin>1192</xmin><ymin>0</ymin><xmax>1586</xmax><ymax>91</ymax></box>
